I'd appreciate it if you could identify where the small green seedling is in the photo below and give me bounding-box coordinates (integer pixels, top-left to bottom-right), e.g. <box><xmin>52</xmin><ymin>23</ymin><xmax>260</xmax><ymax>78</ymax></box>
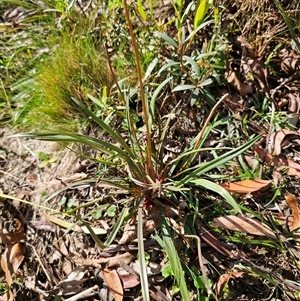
<box><xmin>38</xmin><ymin>151</ymin><xmax>58</xmax><ymax>168</ymax></box>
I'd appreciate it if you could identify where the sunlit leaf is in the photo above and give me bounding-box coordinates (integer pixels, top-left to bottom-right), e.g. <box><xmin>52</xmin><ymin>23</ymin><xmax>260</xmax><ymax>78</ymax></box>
<box><xmin>194</xmin><ymin>0</ymin><xmax>211</xmax><ymax>29</ymax></box>
<box><xmin>220</xmin><ymin>179</ymin><xmax>272</xmax><ymax>193</ymax></box>
<box><xmin>137</xmin><ymin>0</ymin><xmax>147</xmax><ymax>21</ymax></box>
<box><xmin>154</xmin><ymin>31</ymin><xmax>178</xmax><ymax>48</ymax></box>
<box><xmin>173</xmin><ymin>84</ymin><xmax>196</xmax><ymax>91</ymax></box>
<box><xmin>160</xmin><ymin>218</ymin><xmax>191</xmax><ymax>301</ymax></box>
<box><xmin>190</xmin><ymin>179</ymin><xmax>241</xmax><ymax>213</ymax></box>
<box><xmin>138</xmin><ymin>205</ymin><xmax>150</xmax><ymax>301</ymax></box>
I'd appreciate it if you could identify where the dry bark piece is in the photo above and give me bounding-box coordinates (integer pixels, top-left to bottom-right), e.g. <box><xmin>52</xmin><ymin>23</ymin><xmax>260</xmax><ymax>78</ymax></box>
<box><xmin>212</xmin><ymin>215</ymin><xmax>277</xmax><ymax>239</ymax></box>
<box><xmin>285</xmin><ymin>193</ymin><xmax>300</xmax><ymax>231</ymax></box>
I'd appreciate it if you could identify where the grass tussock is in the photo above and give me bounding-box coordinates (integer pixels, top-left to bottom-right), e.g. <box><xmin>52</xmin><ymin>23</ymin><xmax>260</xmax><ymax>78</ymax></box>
<box><xmin>39</xmin><ymin>37</ymin><xmax>111</xmax><ymax>121</ymax></box>
<box><xmin>16</xmin><ymin>14</ymin><xmax>112</xmax><ymax>130</ymax></box>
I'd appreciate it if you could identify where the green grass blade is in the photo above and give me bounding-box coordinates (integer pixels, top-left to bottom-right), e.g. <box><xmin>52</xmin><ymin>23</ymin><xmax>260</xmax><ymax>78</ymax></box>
<box><xmin>138</xmin><ymin>204</ymin><xmax>150</xmax><ymax>301</ymax></box>
<box><xmin>80</xmin><ymin>221</ymin><xmax>105</xmax><ymax>249</ymax></box>
<box><xmin>194</xmin><ymin>0</ymin><xmax>211</xmax><ymax>29</ymax></box>
<box><xmin>274</xmin><ymin>0</ymin><xmax>300</xmax><ymax>52</ymax></box>
<box><xmin>13</xmin><ymin>132</ymin><xmax>145</xmax><ymax>179</ymax></box>
<box><xmin>189</xmin><ymin>178</ymin><xmax>241</xmax><ymax>213</ymax></box>
<box><xmin>105</xmin><ymin>207</ymin><xmax>129</xmax><ymax>246</ymax></box>
<box><xmin>176</xmin><ymin>134</ymin><xmax>261</xmax><ymax>186</ymax></box>
<box><xmin>161</xmin><ymin>218</ymin><xmax>191</xmax><ymax>301</ymax></box>
<box><xmin>70</xmin><ymin>97</ymin><xmax>135</xmax><ymax>156</ymax></box>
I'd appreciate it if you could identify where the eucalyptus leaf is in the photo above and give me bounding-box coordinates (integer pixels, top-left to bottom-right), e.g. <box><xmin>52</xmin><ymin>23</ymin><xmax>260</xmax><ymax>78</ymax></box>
<box><xmin>154</xmin><ymin>31</ymin><xmax>178</xmax><ymax>48</ymax></box>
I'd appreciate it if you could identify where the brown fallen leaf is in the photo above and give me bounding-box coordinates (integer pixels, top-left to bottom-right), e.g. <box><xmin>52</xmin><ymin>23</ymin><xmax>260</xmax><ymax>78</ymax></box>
<box><xmin>287</xmin><ymin>93</ymin><xmax>300</xmax><ymax>114</ymax></box>
<box><xmin>102</xmin><ymin>268</ymin><xmax>123</xmax><ymax>301</ymax></box>
<box><xmin>226</xmin><ymin>70</ymin><xmax>253</xmax><ymax>96</ymax></box>
<box><xmin>1</xmin><ymin>242</ymin><xmax>26</xmax><ymax>301</ymax></box>
<box><xmin>280</xmin><ymin>48</ymin><xmax>299</xmax><ymax>75</ymax></box>
<box><xmin>220</xmin><ymin>179</ymin><xmax>272</xmax><ymax>193</ymax></box>
<box><xmin>255</xmin><ymin>144</ymin><xmax>300</xmax><ymax>176</ymax></box>
<box><xmin>119</xmin><ymin>273</ymin><xmax>140</xmax><ymax>289</ymax></box>
<box><xmin>119</xmin><ymin>206</ymin><xmax>161</xmax><ymax>244</ymax></box>
<box><xmin>216</xmin><ymin>271</ymin><xmax>245</xmax><ymax>297</ymax></box>
<box><xmin>0</xmin><ymin>218</ymin><xmax>25</xmax><ymax>244</ymax></box>
<box><xmin>285</xmin><ymin>193</ymin><xmax>300</xmax><ymax>231</ymax></box>
<box><xmin>268</xmin><ymin>129</ymin><xmax>300</xmax><ymax>155</ymax></box>
<box><xmin>195</xmin><ymin>219</ymin><xmax>234</xmax><ymax>258</ymax></box>
<box><xmin>212</xmin><ymin>215</ymin><xmax>277</xmax><ymax>239</ymax></box>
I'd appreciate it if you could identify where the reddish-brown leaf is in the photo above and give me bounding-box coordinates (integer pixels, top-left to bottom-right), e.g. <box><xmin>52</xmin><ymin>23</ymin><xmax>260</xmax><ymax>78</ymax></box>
<box><xmin>285</xmin><ymin>193</ymin><xmax>300</xmax><ymax>231</ymax></box>
<box><xmin>119</xmin><ymin>274</ymin><xmax>140</xmax><ymax>289</ymax></box>
<box><xmin>220</xmin><ymin>179</ymin><xmax>272</xmax><ymax>193</ymax></box>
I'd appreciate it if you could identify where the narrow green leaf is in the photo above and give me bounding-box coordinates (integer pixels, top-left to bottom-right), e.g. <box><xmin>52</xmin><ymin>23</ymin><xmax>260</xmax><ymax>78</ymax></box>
<box><xmin>161</xmin><ymin>218</ymin><xmax>191</xmax><ymax>301</ymax></box>
<box><xmin>183</xmin><ymin>55</ymin><xmax>200</xmax><ymax>76</ymax></box>
<box><xmin>189</xmin><ymin>179</ymin><xmax>241</xmax><ymax>213</ymax></box>
<box><xmin>154</xmin><ymin>31</ymin><xmax>178</xmax><ymax>48</ymax></box>
<box><xmin>157</xmin><ymin>60</ymin><xmax>180</xmax><ymax>75</ymax></box>
<box><xmin>194</xmin><ymin>0</ymin><xmax>209</xmax><ymax>29</ymax></box>
<box><xmin>150</xmin><ymin>77</ymin><xmax>172</xmax><ymax>115</ymax></box>
<box><xmin>173</xmin><ymin>84</ymin><xmax>196</xmax><ymax>91</ymax></box>
<box><xmin>13</xmin><ymin>132</ymin><xmax>144</xmax><ymax>179</ymax></box>
<box><xmin>176</xmin><ymin>135</ymin><xmax>261</xmax><ymax>185</ymax></box>
<box><xmin>137</xmin><ymin>0</ymin><xmax>147</xmax><ymax>21</ymax></box>
<box><xmin>200</xmin><ymin>78</ymin><xmax>213</xmax><ymax>87</ymax></box>
<box><xmin>185</xmin><ymin>20</ymin><xmax>213</xmax><ymax>43</ymax></box>
<box><xmin>105</xmin><ymin>207</ymin><xmax>129</xmax><ymax>246</ymax></box>
<box><xmin>70</xmin><ymin>97</ymin><xmax>136</xmax><ymax>157</ymax></box>
<box><xmin>144</xmin><ymin>57</ymin><xmax>158</xmax><ymax>80</ymax></box>
<box><xmin>181</xmin><ymin>2</ymin><xmax>194</xmax><ymax>23</ymax></box>
<box><xmin>81</xmin><ymin>221</ymin><xmax>105</xmax><ymax>249</ymax></box>
<box><xmin>87</xmin><ymin>94</ymin><xmax>103</xmax><ymax>107</ymax></box>
<box><xmin>138</xmin><ymin>205</ymin><xmax>150</xmax><ymax>301</ymax></box>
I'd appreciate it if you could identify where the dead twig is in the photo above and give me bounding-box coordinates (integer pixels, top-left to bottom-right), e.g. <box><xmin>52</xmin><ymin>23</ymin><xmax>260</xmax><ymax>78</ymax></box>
<box><xmin>185</xmin><ymin>234</ymin><xmax>213</xmax><ymax>296</ymax></box>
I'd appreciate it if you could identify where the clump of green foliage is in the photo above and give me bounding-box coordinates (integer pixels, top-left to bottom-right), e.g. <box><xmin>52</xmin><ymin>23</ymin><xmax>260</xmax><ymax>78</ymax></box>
<box><xmin>28</xmin><ymin>26</ymin><xmax>111</xmax><ymax>129</ymax></box>
<box><xmin>14</xmin><ymin>10</ymin><xmax>113</xmax><ymax>130</ymax></box>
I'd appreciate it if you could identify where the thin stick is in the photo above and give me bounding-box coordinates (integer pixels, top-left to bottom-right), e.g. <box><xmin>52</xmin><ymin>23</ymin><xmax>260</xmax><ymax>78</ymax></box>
<box><xmin>185</xmin><ymin>234</ymin><xmax>213</xmax><ymax>296</ymax></box>
<box><xmin>181</xmin><ymin>93</ymin><xmax>228</xmax><ymax>171</ymax></box>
